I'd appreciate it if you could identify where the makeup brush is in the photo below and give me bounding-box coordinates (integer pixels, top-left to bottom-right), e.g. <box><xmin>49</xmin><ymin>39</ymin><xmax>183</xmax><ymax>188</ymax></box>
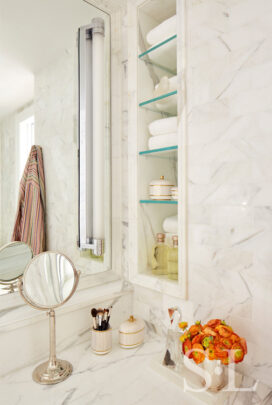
<box><xmin>91</xmin><ymin>308</ymin><xmax>97</xmax><ymax>330</ymax></box>
<box><xmin>107</xmin><ymin>306</ymin><xmax>112</xmax><ymax>329</ymax></box>
<box><xmin>97</xmin><ymin>309</ymin><xmax>104</xmax><ymax>331</ymax></box>
<box><xmin>102</xmin><ymin>308</ymin><xmax>108</xmax><ymax>330</ymax></box>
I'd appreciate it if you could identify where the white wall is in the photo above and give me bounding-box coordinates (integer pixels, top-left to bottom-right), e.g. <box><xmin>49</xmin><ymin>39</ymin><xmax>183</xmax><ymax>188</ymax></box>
<box><xmin>0</xmin><ymin>114</ymin><xmax>17</xmax><ymax>245</ymax></box>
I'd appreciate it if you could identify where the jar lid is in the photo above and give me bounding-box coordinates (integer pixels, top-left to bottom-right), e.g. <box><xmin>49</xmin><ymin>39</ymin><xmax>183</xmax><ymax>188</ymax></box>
<box><xmin>172</xmin><ymin>235</ymin><xmax>178</xmax><ymax>246</ymax></box>
<box><xmin>157</xmin><ymin>233</ymin><xmax>165</xmax><ymax>243</ymax></box>
<box><xmin>119</xmin><ymin>315</ymin><xmax>145</xmax><ymax>334</ymax></box>
<box><xmin>149</xmin><ymin>176</ymin><xmax>174</xmax><ymax>186</ymax></box>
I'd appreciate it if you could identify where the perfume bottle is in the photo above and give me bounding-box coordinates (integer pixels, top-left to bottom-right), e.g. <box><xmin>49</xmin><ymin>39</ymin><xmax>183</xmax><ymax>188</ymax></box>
<box><xmin>168</xmin><ymin>235</ymin><xmax>178</xmax><ymax>280</ymax></box>
<box><xmin>151</xmin><ymin>233</ymin><xmax>168</xmax><ymax>275</ymax></box>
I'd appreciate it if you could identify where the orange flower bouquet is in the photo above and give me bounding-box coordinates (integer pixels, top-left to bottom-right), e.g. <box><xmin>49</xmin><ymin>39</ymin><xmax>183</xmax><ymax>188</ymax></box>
<box><xmin>179</xmin><ymin>319</ymin><xmax>247</xmax><ymax>366</ymax></box>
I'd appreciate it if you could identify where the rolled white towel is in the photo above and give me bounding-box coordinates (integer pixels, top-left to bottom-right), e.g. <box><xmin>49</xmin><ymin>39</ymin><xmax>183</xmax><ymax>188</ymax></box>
<box><xmin>154</xmin><ymin>75</ymin><xmax>177</xmax><ymax>98</ymax></box>
<box><xmin>153</xmin><ymin>76</ymin><xmax>178</xmax><ymax>114</ymax></box>
<box><xmin>149</xmin><ymin>117</ymin><xmax>177</xmax><ymax>136</ymax></box>
<box><xmin>146</xmin><ymin>15</ymin><xmax>177</xmax><ymax>46</ymax></box>
<box><xmin>163</xmin><ymin>215</ymin><xmax>178</xmax><ymax>234</ymax></box>
<box><xmin>148</xmin><ymin>133</ymin><xmax>177</xmax><ymax>150</ymax></box>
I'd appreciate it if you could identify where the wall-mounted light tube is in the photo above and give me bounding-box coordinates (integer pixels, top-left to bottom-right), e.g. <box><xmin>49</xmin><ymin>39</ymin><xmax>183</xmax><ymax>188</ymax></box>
<box><xmin>78</xmin><ymin>18</ymin><xmax>105</xmax><ymax>257</ymax></box>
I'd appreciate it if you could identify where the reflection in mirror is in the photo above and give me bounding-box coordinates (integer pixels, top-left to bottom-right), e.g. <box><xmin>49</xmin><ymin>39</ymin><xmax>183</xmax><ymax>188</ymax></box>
<box><xmin>23</xmin><ymin>251</ymin><xmax>76</xmax><ymax>308</ymax></box>
<box><xmin>18</xmin><ymin>251</ymin><xmax>80</xmax><ymax>384</ymax></box>
<box><xmin>0</xmin><ymin>242</ymin><xmax>33</xmax><ymax>294</ymax></box>
<box><xmin>0</xmin><ymin>0</ymin><xmax>111</xmax><ymax>301</ymax></box>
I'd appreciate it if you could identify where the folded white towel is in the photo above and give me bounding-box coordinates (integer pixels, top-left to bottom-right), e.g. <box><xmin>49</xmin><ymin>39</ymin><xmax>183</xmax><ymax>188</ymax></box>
<box><xmin>146</xmin><ymin>15</ymin><xmax>177</xmax><ymax>46</ymax></box>
<box><xmin>149</xmin><ymin>117</ymin><xmax>177</xmax><ymax>136</ymax></box>
<box><xmin>148</xmin><ymin>133</ymin><xmax>177</xmax><ymax>150</ymax></box>
<box><xmin>163</xmin><ymin>215</ymin><xmax>178</xmax><ymax>234</ymax></box>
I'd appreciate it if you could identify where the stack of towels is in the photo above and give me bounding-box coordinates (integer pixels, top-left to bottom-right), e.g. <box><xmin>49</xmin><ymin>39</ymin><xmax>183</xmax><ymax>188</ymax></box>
<box><xmin>146</xmin><ymin>15</ymin><xmax>178</xmax><ymax>115</ymax></box>
<box><xmin>146</xmin><ymin>15</ymin><xmax>177</xmax><ymax>47</ymax></box>
<box><xmin>148</xmin><ymin>116</ymin><xmax>177</xmax><ymax>150</ymax></box>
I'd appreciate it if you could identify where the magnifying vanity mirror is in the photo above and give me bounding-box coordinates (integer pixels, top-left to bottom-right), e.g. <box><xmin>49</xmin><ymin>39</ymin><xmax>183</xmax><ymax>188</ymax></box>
<box><xmin>0</xmin><ymin>242</ymin><xmax>33</xmax><ymax>293</ymax></box>
<box><xmin>18</xmin><ymin>251</ymin><xmax>80</xmax><ymax>384</ymax></box>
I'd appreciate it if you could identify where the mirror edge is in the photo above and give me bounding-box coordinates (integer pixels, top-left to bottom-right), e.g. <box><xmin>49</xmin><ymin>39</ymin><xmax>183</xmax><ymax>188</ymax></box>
<box><xmin>18</xmin><ymin>251</ymin><xmax>80</xmax><ymax>311</ymax></box>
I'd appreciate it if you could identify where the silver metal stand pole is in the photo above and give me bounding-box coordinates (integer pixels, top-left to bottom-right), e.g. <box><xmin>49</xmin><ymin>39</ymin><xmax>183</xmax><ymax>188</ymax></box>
<box><xmin>48</xmin><ymin>309</ymin><xmax>57</xmax><ymax>369</ymax></box>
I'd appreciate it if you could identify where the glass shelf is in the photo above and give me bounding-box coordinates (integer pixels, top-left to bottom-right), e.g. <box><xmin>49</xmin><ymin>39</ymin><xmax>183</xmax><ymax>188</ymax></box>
<box><xmin>139</xmin><ymin>145</ymin><xmax>177</xmax><ymax>156</ymax></box>
<box><xmin>139</xmin><ymin>35</ymin><xmax>177</xmax><ymax>76</ymax></box>
<box><xmin>140</xmin><ymin>199</ymin><xmax>178</xmax><ymax>205</ymax></box>
<box><xmin>139</xmin><ymin>91</ymin><xmax>177</xmax><ymax>115</ymax></box>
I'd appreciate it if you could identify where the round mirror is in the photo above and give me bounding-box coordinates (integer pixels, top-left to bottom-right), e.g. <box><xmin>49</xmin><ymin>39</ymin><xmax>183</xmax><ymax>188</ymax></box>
<box><xmin>18</xmin><ymin>251</ymin><xmax>79</xmax><ymax>385</ymax></box>
<box><xmin>23</xmin><ymin>251</ymin><xmax>77</xmax><ymax>309</ymax></box>
<box><xmin>0</xmin><ymin>242</ymin><xmax>33</xmax><ymax>282</ymax></box>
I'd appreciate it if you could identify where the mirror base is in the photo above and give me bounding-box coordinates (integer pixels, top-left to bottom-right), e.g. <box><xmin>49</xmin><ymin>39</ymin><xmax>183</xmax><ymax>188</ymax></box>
<box><xmin>32</xmin><ymin>359</ymin><xmax>73</xmax><ymax>385</ymax></box>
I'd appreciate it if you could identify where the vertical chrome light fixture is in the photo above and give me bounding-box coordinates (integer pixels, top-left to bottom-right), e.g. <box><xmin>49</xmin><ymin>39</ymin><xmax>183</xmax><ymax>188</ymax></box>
<box><xmin>78</xmin><ymin>18</ymin><xmax>105</xmax><ymax>257</ymax></box>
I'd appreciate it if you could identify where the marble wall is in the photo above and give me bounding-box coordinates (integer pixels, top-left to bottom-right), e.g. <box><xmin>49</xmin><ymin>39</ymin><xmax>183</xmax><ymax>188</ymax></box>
<box><xmin>127</xmin><ymin>0</ymin><xmax>272</xmax><ymax>388</ymax></box>
<box><xmin>0</xmin><ymin>113</ymin><xmax>18</xmax><ymax>245</ymax></box>
<box><xmin>34</xmin><ymin>48</ymin><xmax>79</xmax><ymax>262</ymax></box>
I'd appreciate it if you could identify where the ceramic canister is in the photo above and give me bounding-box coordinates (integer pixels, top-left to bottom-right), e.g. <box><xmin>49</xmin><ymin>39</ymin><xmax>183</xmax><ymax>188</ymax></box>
<box><xmin>119</xmin><ymin>315</ymin><xmax>145</xmax><ymax>349</ymax></box>
<box><xmin>91</xmin><ymin>328</ymin><xmax>112</xmax><ymax>355</ymax></box>
<box><xmin>171</xmin><ymin>186</ymin><xmax>178</xmax><ymax>200</ymax></box>
<box><xmin>149</xmin><ymin>176</ymin><xmax>174</xmax><ymax>200</ymax></box>
<box><xmin>202</xmin><ymin>358</ymin><xmax>226</xmax><ymax>391</ymax></box>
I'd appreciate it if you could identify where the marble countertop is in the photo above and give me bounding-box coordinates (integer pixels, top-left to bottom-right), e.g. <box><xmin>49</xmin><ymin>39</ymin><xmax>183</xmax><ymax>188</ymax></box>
<box><xmin>0</xmin><ymin>330</ymin><xmax>271</xmax><ymax>405</ymax></box>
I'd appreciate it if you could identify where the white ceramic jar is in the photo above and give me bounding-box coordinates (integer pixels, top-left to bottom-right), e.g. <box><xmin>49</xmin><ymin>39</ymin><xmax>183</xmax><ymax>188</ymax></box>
<box><xmin>91</xmin><ymin>328</ymin><xmax>112</xmax><ymax>355</ymax></box>
<box><xmin>119</xmin><ymin>315</ymin><xmax>145</xmax><ymax>349</ymax></box>
<box><xmin>149</xmin><ymin>176</ymin><xmax>174</xmax><ymax>200</ymax></box>
<box><xmin>171</xmin><ymin>186</ymin><xmax>178</xmax><ymax>200</ymax></box>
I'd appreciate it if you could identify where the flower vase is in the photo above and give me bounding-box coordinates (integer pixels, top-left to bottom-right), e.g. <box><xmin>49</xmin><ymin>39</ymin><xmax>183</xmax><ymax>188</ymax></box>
<box><xmin>202</xmin><ymin>358</ymin><xmax>226</xmax><ymax>392</ymax></box>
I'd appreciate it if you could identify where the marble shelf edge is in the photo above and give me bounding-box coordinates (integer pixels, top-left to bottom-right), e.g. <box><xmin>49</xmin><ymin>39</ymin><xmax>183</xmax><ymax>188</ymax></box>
<box><xmin>0</xmin><ymin>277</ymin><xmax>130</xmax><ymax>332</ymax></box>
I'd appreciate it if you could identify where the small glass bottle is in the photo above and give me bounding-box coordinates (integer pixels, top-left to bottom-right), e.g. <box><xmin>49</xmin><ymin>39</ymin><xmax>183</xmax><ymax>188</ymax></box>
<box><xmin>168</xmin><ymin>235</ymin><xmax>178</xmax><ymax>280</ymax></box>
<box><xmin>151</xmin><ymin>233</ymin><xmax>168</xmax><ymax>275</ymax></box>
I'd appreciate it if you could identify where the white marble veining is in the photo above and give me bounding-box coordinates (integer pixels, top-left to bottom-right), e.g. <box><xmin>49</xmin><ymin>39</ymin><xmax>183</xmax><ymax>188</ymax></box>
<box><xmin>0</xmin><ymin>112</ymin><xmax>20</xmax><ymax>246</ymax></box>
<box><xmin>1</xmin><ymin>329</ymin><xmax>271</xmax><ymax>405</ymax></box>
<box><xmin>186</xmin><ymin>0</ymin><xmax>272</xmax><ymax>387</ymax></box>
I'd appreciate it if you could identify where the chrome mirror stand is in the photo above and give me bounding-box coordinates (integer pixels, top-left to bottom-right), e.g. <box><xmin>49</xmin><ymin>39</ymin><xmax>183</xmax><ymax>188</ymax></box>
<box><xmin>17</xmin><ymin>252</ymin><xmax>80</xmax><ymax>385</ymax></box>
<box><xmin>32</xmin><ymin>309</ymin><xmax>73</xmax><ymax>385</ymax></box>
<box><xmin>0</xmin><ymin>280</ymin><xmax>18</xmax><ymax>294</ymax></box>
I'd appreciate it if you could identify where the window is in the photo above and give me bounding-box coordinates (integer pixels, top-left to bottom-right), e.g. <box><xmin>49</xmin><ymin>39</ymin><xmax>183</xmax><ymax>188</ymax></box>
<box><xmin>18</xmin><ymin>115</ymin><xmax>35</xmax><ymax>179</ymax></box>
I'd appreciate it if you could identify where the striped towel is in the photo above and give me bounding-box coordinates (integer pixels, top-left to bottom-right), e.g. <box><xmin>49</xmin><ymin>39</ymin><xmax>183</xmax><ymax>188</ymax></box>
<box><xmin>12</xmin><ymin>145</ymin><xmax>46</xmax><ymax>255</ymax></box>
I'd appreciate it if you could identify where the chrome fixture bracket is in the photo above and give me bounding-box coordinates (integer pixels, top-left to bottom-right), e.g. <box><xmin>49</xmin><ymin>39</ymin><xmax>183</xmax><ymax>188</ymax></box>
<box><xmin>80</xmin><ymin>238</ymin><xmax>104</xmax><ymax>257</ymax></box>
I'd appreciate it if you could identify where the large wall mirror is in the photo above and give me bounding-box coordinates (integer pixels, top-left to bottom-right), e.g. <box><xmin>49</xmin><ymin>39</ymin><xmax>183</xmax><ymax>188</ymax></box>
<box><xmin>0</xmin><ymin>0</ymin><xmax>111</xmax><ymax>296</ymax></box>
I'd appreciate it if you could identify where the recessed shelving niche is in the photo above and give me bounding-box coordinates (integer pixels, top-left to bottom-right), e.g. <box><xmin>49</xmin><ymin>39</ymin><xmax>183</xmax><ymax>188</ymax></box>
<box><xmin>128</xmin><ymin>0</ymin><xmax>186</xmax><ymax>298</ymax></box>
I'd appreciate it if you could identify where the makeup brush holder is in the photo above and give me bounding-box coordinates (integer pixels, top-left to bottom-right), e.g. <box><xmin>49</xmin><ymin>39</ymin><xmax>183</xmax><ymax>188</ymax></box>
<box><xmin>91</xmin><ymin>328</ymin><xmax>112</xmax><ymax>355</ymax></box>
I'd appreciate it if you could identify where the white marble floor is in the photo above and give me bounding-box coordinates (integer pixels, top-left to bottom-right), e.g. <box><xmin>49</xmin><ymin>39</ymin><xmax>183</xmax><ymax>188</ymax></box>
<box><xmin>0</xmin><ymin>330</ymin><xmax>271</xmax><ymax>405</ymax></box>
